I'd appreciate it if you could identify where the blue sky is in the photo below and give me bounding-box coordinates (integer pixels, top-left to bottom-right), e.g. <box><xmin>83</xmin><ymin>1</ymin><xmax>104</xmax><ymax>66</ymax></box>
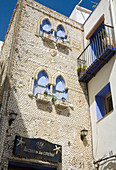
<box><xmin>0</xmin><ymin>0</ymin><xmax>99</xmax><ymax>41</ymax></box>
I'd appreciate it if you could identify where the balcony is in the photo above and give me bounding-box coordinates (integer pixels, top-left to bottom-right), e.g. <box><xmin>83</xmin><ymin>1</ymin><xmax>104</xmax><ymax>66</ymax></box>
<box><xmin>41</xmin><ymin>31</ymin><xmax>55</xmax><ymax>42</ymax></box>
<box><xmin>54</xmin><ymin>99</ymin><xmax>71</xmax><ymax>108</ymax></box>
<box><xmin>77</xmin><ymin>25</ymin><xmax>116</xmax><ymax>83</ymax></box>
<box><xmin>39</xmin><ymin>30</ymin><xmax>71</xmax><ymax>48</ymax></box>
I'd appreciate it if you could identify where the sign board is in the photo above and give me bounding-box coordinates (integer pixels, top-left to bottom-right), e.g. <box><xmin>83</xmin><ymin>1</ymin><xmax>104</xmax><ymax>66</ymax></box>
<box><xmin>13</xmin><ymin>136</ymin><xmax>62</xmax><ymax>163</ymax></box>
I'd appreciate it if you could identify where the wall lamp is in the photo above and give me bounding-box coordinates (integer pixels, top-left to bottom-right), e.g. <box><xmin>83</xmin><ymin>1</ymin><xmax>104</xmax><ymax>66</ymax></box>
<box><xmin>8</xmin><ymin>112</ymin><xmax>17</xmax><ymax>126</ymax></box>
<box><xmin>80</xmin><ymin>128</ymin><xmax>88</xmax><ymax>141</ymax></box>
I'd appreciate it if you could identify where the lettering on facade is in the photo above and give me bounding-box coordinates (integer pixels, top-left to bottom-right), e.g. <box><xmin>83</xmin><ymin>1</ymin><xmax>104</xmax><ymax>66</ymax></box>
<box><xmin>23</xmin><ymin>146</ymin><xmax>55</xmax><ymax>157</ymax></box>
<box><xmin>13</xmin><ymin>135</ymin><xmax>62</xmax><ymax>163</ymax></box>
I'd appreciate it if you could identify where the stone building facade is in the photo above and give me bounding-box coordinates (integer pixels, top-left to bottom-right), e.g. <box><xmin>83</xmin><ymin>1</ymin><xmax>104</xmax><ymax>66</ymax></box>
<box><xmin>0</xmin><ymin>0</ymin><xmax>93</xmax><ymax>169</ymax></box>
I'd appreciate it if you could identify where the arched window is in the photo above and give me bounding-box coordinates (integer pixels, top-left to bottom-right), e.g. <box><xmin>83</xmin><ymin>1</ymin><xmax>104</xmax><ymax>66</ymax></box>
<box><xmin>33</xmin><ymin>71</ymin><xmax>50</xmax><ymax>96</ymax></box>
<box><xmin>39</xmin><ymin>19</ymin><xmax>52</xmax><ymax>36</ymax></box>
<box><xmin>56</xmin><ymin>25</ymin><xmax>65</xmax><ymax>38</ymax></box>
<box><xmin>53</xmin><ymin>76</ymin><xmax>68</xmax><ymax>100</ymax></box>
<box><xmin>55</xmin><ymin>25</ymin><xmax>67</xmax><ymax>41</ymax></box>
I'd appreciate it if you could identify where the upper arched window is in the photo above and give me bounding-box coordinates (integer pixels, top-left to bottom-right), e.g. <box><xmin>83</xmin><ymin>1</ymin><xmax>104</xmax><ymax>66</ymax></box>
<box><xmin>39</xmin><ymin>19</ymin><xmax>52</xmax><ymax>36</ymax></box>
<box><xmin>33</xmin><ymin>70</ymin><xmax>50</xmax><ymax>96</ymax></box>
<box><xmin>53</xmin><ymin>76</ymin><xmax>68</xmax><ymax>99</ymax></box>
<box><xmin>56</xmin><ymin>76</ymin><xmax>65</xmax><ymax>91</ymax></box>
<box><xmin>56</xmin><ymin>25</ymin><xmax>65</xmax><ymax>38</ymax></box>
<box><xmin>55</xmin><ymin>25</ymin><xmax>68</xmax><ymax>42</ymax></box>
<box><xmin>42</xmin><ymin>19</ymin><xmax>51</xmax><ymax>33</ymax></box>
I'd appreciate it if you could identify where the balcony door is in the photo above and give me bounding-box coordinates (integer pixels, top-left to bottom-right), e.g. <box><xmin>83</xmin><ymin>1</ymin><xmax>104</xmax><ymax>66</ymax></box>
<box><xmin>90</xmin><ymin>22</ymin><xmax>104</xmax><ymax>62</ymax></box>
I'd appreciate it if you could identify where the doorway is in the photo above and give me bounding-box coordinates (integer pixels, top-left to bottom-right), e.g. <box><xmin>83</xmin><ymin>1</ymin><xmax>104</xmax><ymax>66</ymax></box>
<box><xmin>8</xmin><ymin>161</ymin><xmax>57</xmax><ymax>170</ymax></box>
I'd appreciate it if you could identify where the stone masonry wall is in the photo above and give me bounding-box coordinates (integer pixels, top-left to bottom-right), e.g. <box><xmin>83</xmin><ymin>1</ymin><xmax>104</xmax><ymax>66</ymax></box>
<box><xmin>0</xmin><ymin>1</ymin><xmax>22</xmax><ymax>166</ymax></box>
<box><xmin>1</xmin><ymin>0</ymin><xmax>93</xmax><ymax>169</ymax></box>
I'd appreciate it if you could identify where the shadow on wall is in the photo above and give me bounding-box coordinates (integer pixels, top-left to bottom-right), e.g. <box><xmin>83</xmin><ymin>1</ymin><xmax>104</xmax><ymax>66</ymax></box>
<box><xmin>1</xmin><ymin>77</ymin><xmax>29</xmax><ymax>159</ymax></box>
<box><xmin>36</xmin><ymin>101</ymin><xmax>53</xmax><ymax>113</ymax></box>
<box><xmin>35</xmin><ymin>98</ymin><xmax>70</xmax><ymax>116</ymax></box>
<box><xmin>78</xmin><ymin>82</ymin><xmax>89</xmax><ymax>105</ymax></box>
<box><xmin>55</xmin><ymin>107</ymin><xmax>70</xmax><ymax>117</ymax></box>
<box><xmin>57</xmin><ymin>45</ymin><xmax>69</xmax><ymax>55</ymax></box>
<box><xmin>43</xmin><ymin>40</ymin><xmax>55</xmax><ymax>49</ymax></box>
<box><xmin>83</xmin><ymin>138</ymin><xmax>88</xmax><ymax>147</ymax></box>
<box><xmin>42</xmin><ymin>40</ymin><xmax>69</xmax><ymax>55</ymax></box>
<box><xmin>0</xmin><ymin>77</ymin><xmax>62</xmax><ymax>169</ymax></box>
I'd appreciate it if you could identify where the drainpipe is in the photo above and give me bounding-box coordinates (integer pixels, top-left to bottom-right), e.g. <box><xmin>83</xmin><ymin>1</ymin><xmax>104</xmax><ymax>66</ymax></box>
<box><xmin>109</xmin><ymin>0</ymin><xmax>116</xmax><ymax>44</ymax></box>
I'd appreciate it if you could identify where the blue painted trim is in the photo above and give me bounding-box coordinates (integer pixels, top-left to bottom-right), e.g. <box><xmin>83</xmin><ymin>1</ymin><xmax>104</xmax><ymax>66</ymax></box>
<box><xmin>90</xmin><ymin>22</ymin><xmax>104</xmax><ymax>40</ymax></box>
<box><xmin>95</xmin><ymin>83</ymin><xmax>111</xmax><ymax>121</ymax></box>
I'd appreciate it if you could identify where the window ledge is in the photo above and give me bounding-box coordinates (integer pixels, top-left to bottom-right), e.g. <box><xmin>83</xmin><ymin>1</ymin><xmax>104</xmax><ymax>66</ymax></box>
<box><xmin>96</xmin><ymin>110</ymin><xmax>114</xmax><ymax>123</ymax></box>
<box><xmin>28</xmin><ymin>92</ymin><xmax>74</xmax><ymax>109</ymax></box>
<box><xmin>36</xmin><ymin>93</ymin><xmax>52</xmax><ymax>103</ymax></box>
<box><xmin>54</xmin><ymin>99</ymin><xmax>73</xmax><ymax>109</ymax></box>
<box><xmin>38</xmin><ymin>33</ymin><xmax>71</xmax><ymax>48</ymax></box>
<box><xmin>41</xmin><ymin>32</ymin><xmax>55</xmax><ymax>42</ymax></box>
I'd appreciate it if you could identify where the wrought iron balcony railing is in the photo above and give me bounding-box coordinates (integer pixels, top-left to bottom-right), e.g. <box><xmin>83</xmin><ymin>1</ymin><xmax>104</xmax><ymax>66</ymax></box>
<box><xmin>77</xmin><ymin>24</ymin><xmax>116</xmax><ymax>82</ymax></box>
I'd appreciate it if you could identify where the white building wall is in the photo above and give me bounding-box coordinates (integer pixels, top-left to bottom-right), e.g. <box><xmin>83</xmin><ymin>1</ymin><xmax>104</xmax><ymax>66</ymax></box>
<box><xmin>84</xmin><ymin>0</ymin><xmax>115</xmax><ymax>48</ymax></box>
<box><xmin>83</xmin><ymin>0</ymin><xmax>116</xmax><ymax>168</ymax></box>
<box><xmin>70</xmin><ymin>5</ymin><xmax>91</xmax><ymax>24</ymax></box>
<box><xmin>112</xmin><ymin>0</ymin><xmax>116</xmax><ymax>42</ymax></box>
<box><xmin>88</xmin><ymin>55</ymin><xmax>116</xmax><ymax>160</ymax></box>
<box><xmin>0</xmin><ymin>0</ymin><xmax>93</xmax><ymax>169</ymax></box>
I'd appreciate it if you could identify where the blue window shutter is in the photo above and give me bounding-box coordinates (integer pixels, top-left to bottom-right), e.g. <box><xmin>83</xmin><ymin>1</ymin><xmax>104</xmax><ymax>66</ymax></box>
<box><xmin>90</xmin><ymin>22</ymin><xmax>104</xmax><ymax>40</ymax></box>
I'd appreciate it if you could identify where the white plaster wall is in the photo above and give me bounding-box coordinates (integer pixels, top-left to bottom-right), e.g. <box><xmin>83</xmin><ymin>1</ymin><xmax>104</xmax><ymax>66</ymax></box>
<box><xmin>82</xmin><ymin>1</ymin><xmax>116</xmax><ymax>167</ymax></box>
<box><xmin>112</xmin><ymin>0</ymin><xmax>116</xmax><ymax>42</ymax></box>
<box><xmin>83</xmin><ymin>0</ymin><xmax>116</xmax><ymax>161</ymax></box>
<box><xmin>70</xmin><ymin>5</ymin><xmax>91</xmax><ymax>24</ymax></box>
<box><xmin>83</xmin><ymin>0</ymin><xmax>115</xmax><ymax>48</ymax></box>
<box><xmin>1</xmin><ymin>1</ymin><xmax>93</xmax><ymax>169</ymax></box>
<box><xmin>88</xmin><ymin>54</ymin><xmax>116</xmax><ymax>160</ymax></box>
